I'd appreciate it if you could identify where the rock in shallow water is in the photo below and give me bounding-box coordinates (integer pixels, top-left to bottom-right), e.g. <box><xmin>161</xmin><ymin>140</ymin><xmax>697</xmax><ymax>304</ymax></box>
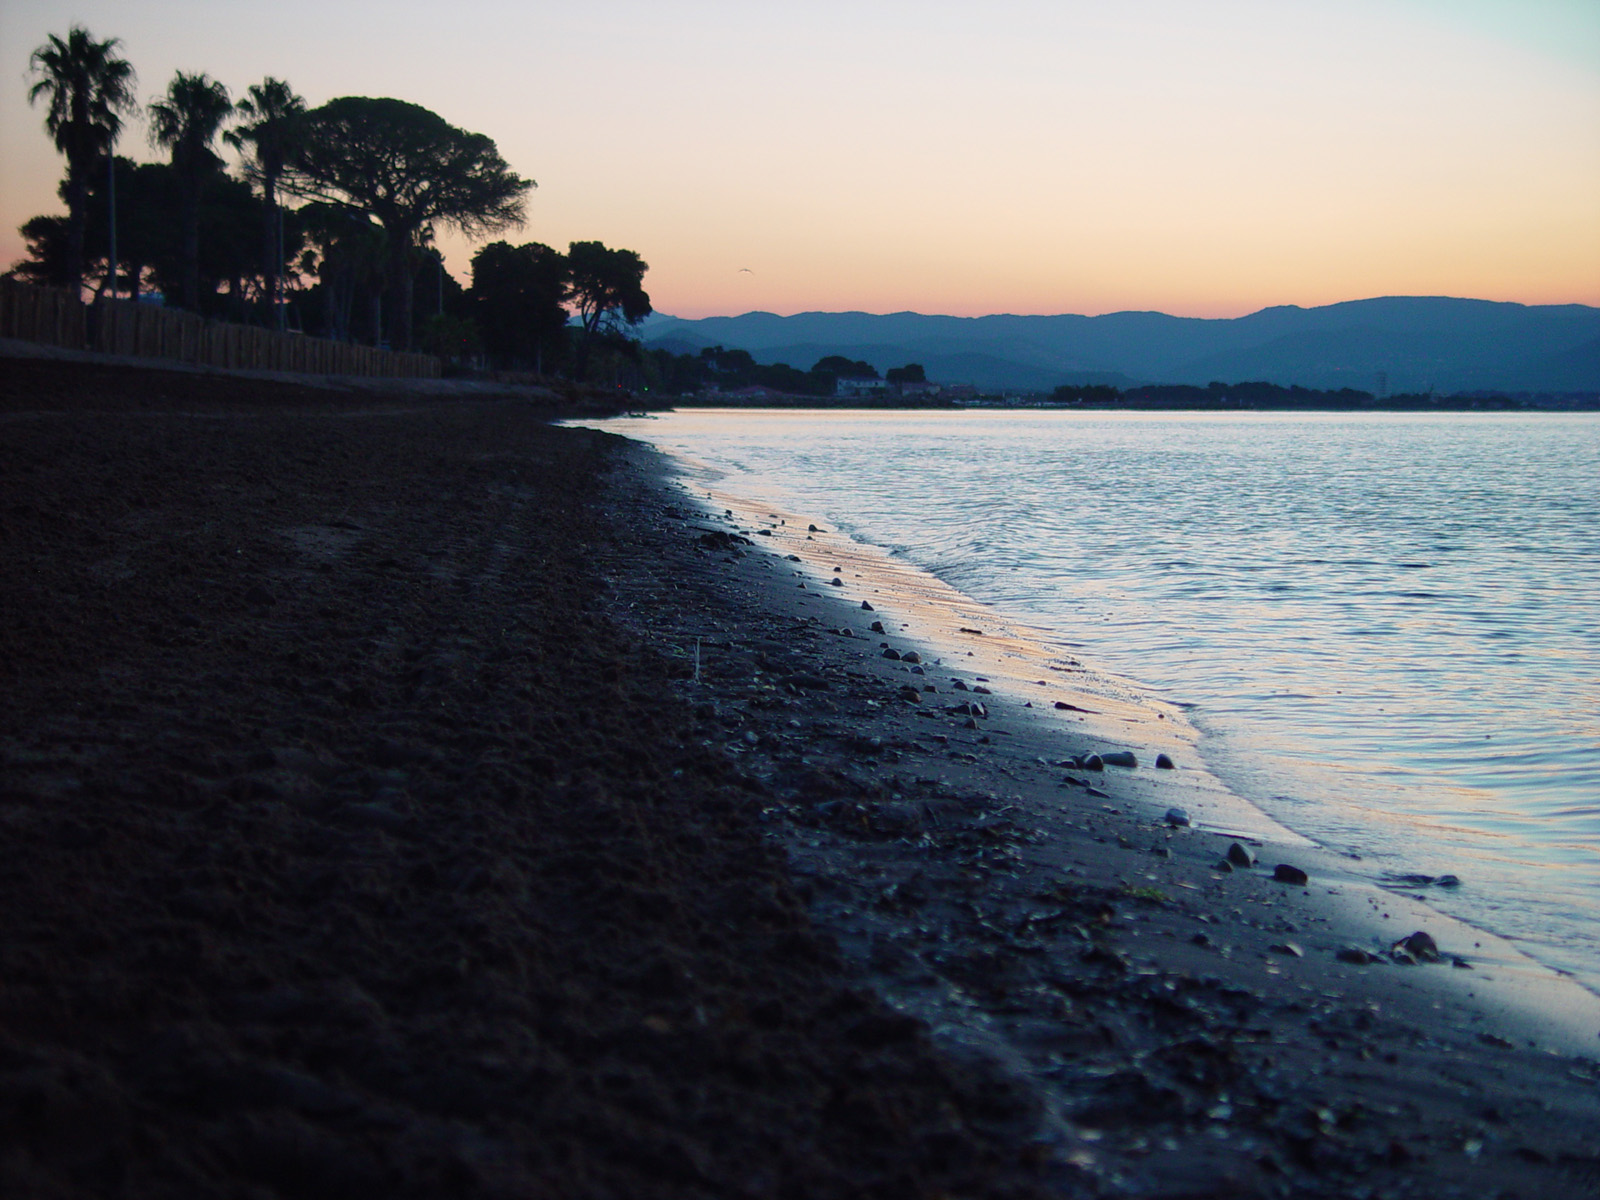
<box><xmin>1226</xmin><ymin>842</ymin><xmax>1256</xmax><ymax>868</ymax></box>
<box><xmin>1272</xmin><ymin>863</ymin><xmax>1309</xmax><ymax>886</ymax></box>
<box><xmin>1396</xmin><ymin>930</ymin><xmax>1441</xmax><ymax>962</ymax></box>
<box><xmin>1163</xmin><ymin>807</ymin><xmax>1190</xmax><ymax>827</ymax></box>
<box><xmin>1102</xmin><ymin>750</ymin><xmax>1138</xmax><ymax>768</ymax></box>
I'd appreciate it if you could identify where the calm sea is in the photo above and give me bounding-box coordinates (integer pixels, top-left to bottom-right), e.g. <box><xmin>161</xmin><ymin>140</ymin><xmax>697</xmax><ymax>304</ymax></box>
<box><xmin>593</xmin><ymin>409</ymin><xmax>1600</xmax><ymax>993</ymax></box>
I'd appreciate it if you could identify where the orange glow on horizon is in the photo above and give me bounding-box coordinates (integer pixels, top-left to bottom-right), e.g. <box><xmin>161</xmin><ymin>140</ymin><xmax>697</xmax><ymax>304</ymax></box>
<box><xmin>3</xmin><ymin>0</ymin><xmax>1596</xmax><ymax>322</ymax></box>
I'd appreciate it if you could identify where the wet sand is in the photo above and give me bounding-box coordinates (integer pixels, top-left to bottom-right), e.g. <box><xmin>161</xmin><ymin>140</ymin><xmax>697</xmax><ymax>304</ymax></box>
<box><xmin>2</xmin><ymin>356</ymin><xmax>1597</xmax><ymax>1198</ymax></box>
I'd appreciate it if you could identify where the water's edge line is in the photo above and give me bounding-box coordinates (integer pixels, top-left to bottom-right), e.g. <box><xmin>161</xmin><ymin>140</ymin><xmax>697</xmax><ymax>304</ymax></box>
<box><xmin>620</xmin><ymin>430</ymin><xmax>1600</xmax><ymax>1050</ymax></box>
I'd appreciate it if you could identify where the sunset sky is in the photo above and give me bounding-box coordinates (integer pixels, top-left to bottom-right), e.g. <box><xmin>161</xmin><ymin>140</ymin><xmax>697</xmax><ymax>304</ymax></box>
<box><xmin>2</xmin><ymin>0</ymin><xmax>1596</xmax><ymax>319</ymax></box>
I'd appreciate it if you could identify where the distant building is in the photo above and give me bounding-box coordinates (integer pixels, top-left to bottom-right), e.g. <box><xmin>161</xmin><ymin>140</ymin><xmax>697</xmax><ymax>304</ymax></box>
<box><xmin>835</xmin><ymin>377</ymin><xmax>888</xmax><ymax>399</ymax></box>
<box><xmin>720</xmin><ymin>385</ymin><xmax>787</xmax><ymax>402</ymax></box>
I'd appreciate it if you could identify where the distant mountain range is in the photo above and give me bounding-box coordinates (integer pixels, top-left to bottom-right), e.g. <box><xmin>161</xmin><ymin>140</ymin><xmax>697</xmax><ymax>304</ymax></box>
<box><xmin>642</xmin><ymin>297</ymin><xmax>1600</xmax><ymax>394</ymax></box>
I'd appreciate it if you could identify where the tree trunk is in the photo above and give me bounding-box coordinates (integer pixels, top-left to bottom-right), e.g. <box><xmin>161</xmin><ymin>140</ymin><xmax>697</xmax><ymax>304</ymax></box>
<box><xmin>261</xmin><ymin>174</ymin><xmax>278</xmax><ymax>328</ymax></box>
<box><xmin>386</xmin><ymin>238</ymin><xmax>415</xmax><ymax>352</ymax></box>
<box><xmin>64</xmin><ymin>167</ymin><xmax>89</xmax><ymax>299</ymax></box>
<box><xmin>181</xmin><ymin>180</ymin><xmax>201</xmax><ymax>312</ymax></box>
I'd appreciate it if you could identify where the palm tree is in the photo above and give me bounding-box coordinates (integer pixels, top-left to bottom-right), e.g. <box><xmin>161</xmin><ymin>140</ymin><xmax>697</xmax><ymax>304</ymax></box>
<box><xmin>225</xmin><ymin>78</ymin><xmax>305</xmax><ymax>329</ymax></box>
<box><xmin>149</xmin><ymin>71</ymin><xmax>232</xmax><ymax>311</ymax></box>
<box><xmin>27</xmin><ymin>25</ymin><xmax>138</xmax><ymax>298</ymax></box>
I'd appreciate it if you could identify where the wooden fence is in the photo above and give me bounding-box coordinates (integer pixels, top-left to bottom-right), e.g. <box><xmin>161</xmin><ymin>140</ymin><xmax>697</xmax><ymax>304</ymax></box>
<box><xmin>0</xmin><ymin>278</ymin><xmax>440</xmax><ymax>379</ymax></box>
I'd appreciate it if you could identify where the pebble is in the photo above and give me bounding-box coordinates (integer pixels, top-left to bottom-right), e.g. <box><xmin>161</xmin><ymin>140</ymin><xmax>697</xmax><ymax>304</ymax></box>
<box><xmin>882</xmin><ymin>649</ymin><xmax>902</xmax><ymax>661</ymax></box>
<box><xmin>1337</xmin><ymin>945</ymin><xmax>1375</xmax><ymax>965</ymax></box>
<box><xmin>1155</xmin><ymin>753</ymin><xmax>1176</xmax><ymax>769</ymax></box>
<box><xmin>1103</xmin><ymin>750</ymin><xmax>1138</xmax><ymax>768</ymax></box>
<box><xmin>836</xmin><ymin>627</ymin><xmax>854</xmax><ymax>638</ymax></box>
<box><xmin>861</xmin><ymin>600</ymin><xmax>874</xmax><ymax>610</ymax></box>
<box><xmin>901</xmin><ymin>651</ymin><xmax>921</xmax><ymax>664</ymax></box>
<box><xmin>1270</xmin><ymin>941</ymin><xmax>1305</xmax><ymax>958</ymax></box>
<box><xmin>1164</xmin><ymin>807</ymin><xmax>1190</xmax><ymax>827</ymax></box>
<box><xmin>951</xmin><ymin>679</ymin><xmax>968</xmax><ymax>691</ymax></box>
<box><xmin>1272</xmin><ymin>864</ymin><xmax>1309</xmax><ymax>886</ymax></box>
<box><xmin>1213</xmin><ymin>859</ymin><xmax>1234</xmax><ymax>873</ymax></box>
<box><xmin>870</xmin><ymin>621</ymin><xmax>885</xmax><ymax>633</ymax></box>
<box><xmin>829</xmin><ymin>577</ymin><xmax>844</xmax><ymax>587</ymax></box>
<box><xmin>809</xmin><ymin>524</ymin><xmax>822</xmax><ymax>532</ymax></box>
<box><xmin>1226</xmin><ymin>842</ymin><xmax>1256</xmax><ymax>868</ymax></box>
<box><xmin>1396</xmin><ymin>930</ymin><xmax>1440</xmax><ymax>962</ymax></box>
<box><xmin>1082</xmin><ymin>754</ymin><xmax>1104</xmax><ymax>772</ymax></box>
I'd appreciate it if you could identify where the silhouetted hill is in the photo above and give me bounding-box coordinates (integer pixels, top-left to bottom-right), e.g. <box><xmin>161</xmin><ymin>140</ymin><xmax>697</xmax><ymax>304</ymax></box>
<box><xmin>643</xmin><ymin>297</ymin><xmax>1600</xmax><ymax>393</ymax></box>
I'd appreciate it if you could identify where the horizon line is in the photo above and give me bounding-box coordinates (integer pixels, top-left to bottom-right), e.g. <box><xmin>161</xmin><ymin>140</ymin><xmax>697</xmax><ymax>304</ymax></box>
<box><xmin>646</xmin><ymin>294</ymin><xmax>1600</xmax><ymax>325</ymax></box>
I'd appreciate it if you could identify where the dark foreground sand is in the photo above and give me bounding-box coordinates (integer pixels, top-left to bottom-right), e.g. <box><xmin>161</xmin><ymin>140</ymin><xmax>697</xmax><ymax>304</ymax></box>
<box><xmin>1</xmin><ymin>357</ymin><xmax>1596</xmax><ymax>1198</ymax></box>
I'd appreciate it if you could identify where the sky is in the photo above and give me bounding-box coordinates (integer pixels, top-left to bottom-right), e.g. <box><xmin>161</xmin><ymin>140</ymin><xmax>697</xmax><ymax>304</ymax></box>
<box><xmin>2</xmin><ymin>0</ymin><xmax>1597</xmax><ymax>319</ymax></box>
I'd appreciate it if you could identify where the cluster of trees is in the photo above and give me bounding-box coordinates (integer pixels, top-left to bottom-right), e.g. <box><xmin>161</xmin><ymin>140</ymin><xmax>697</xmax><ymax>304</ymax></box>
<box><xmin>15</xmin><ymin>24</ymin><xmax>650</xmax><ymax>373</ymax></box>
<box><xmin>1050</xmin><ymin>380</ymin><xmax>1383</xmax><ymax>409</ymax></box>
<box><xmin>642</xmin><ymin>348</ymin><xmax>928</xmax><ymax>400</ymax></box>
<box><xmin>466</xmin><ymin>239</ymin><xmax>649</xmax><ymax>381</ymax></box>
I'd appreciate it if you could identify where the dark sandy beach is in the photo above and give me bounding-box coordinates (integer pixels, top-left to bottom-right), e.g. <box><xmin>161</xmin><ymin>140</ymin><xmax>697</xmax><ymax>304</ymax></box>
<box><xmin>2</xmin><ymin>355</ymin><xmax>1597</xmax><ymax>1198</ymax></box>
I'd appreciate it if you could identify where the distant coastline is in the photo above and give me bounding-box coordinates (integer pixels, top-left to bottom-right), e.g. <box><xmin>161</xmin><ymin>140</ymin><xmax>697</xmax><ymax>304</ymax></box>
<box><xmin>642</xmin><ymin>295</ymin><xmax>1600</xmax><ymax>400</ymax></box>
<box><xmin>666</xmin><ymin>382</ymin><xmax>1590</xmax><ymax>412</ymax></box>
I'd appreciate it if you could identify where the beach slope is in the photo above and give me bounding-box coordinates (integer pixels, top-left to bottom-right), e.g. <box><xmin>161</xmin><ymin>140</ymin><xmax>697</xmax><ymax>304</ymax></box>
<box><xmin>1</xmin><ymin>356</ymin><xmax>1595</xmax><ymax>1198</ymax></box>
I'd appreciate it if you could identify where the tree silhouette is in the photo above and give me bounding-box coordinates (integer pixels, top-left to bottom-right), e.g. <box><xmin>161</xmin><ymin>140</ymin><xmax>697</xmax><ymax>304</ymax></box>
<box><xmin>469</xmin><ymin>241</ymin><xmax>568</xmax><ymax>372</ymax></box>
<box><xmin>224</xmin><ymin>78</ymin><xmax>306</xmax><ymax>328</ymax></box>
<box><xmin>565</xmin><ymin>241</ymin><xmax>650</xmax><ymax>381</ymax></box>
<box><xmin>149</xmin><ymin>72</ymin><xmax>232</xmax><ymax>311</ymax></box>
<box><xmin>26</xmin><ymin>25</ymin><xmax>137</xmax><ymax>298</ymax></box>
<box><xmin>287</xmin><ymin>97</ymin><xmax>531</xmax><ymax>350</ymax></box>
<box><xmin>296</xmin><ymin>203</ymin><xmax>389</xmax><ymax>344</ymax></box>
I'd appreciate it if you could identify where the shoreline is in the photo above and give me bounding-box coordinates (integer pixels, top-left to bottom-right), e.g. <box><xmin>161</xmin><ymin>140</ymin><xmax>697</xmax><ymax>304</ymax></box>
<box><xmin>673</xmin><ymin>460</ymin><xmax>1600</xmax><ymax>1054</ymax></box>
<box><xmin>4</xmin><ymin>355</ymin><xmax>1597</xmax><ymax>1197</ymax></box>
<box><xmin>595</xmin><ymin>434</ymin><xmax>1600</xmax><ymax>1192</ymax></box>
<box><xmin>592</xmin><ymin>406</ymin><xmax>1600</xmax><ymax>1003</ymax></box>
